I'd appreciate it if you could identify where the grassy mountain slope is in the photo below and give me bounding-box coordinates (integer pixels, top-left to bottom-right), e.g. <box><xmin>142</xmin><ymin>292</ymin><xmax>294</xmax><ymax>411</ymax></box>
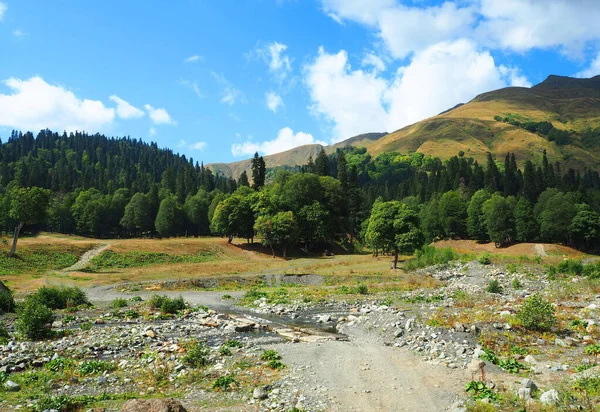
<box><xmin>208</xmin><ymin>133</ymin><xmax>387</xmax><ymax>179</ymax></box>
<box><xmin>368</xmin><ymin>75</ymin><xmax>600</xmax><ymax>169</ymax></box>
<box><xmin>210</xmin><ymin>75</ymin><xmax>600</xmax><ymax>177</ymax></box>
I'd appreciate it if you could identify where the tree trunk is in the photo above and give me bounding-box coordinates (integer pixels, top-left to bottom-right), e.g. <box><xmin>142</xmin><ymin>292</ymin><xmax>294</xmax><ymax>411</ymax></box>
<box><xmin>393</xmin><ymin>251</ymin><xmax>399</xmax><ymax>270</ymax></box>
<box><xmin>9</xmin><ymin>221</ymin><xmax>24</xmax><ymax>258</ymax></box>
<box><xmin>283</xmin><ymin>243</ymin><xmax>287</xmax><ymax>259</ymax></box>
<box><xmin>271</xmin><ymin>245</ymin><xmax>275</xmax><ymax>257</ymax></box>
<box><xmin>228</xmin><ymin>235</ymin><xmax>233</xmax><ymax>244</ymax></box>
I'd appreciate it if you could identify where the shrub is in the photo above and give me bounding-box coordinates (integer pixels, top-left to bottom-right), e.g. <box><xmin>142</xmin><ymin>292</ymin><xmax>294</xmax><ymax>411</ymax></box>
<box><xmin>182</xmin><ymin>342</ymin><xmax>210</xmax><ymax>368</ymax></box>
<box><xmin>478</xmin><ymin>253</ymin><xmax>492</xmax><ymax>265</ymax></box>
<box><xmin>148</xmin><ymin>294</ymin><xmax>186</xmax><ymax>314</ymax></box>
<box><xmin>212</xmin><ymin>374</ymin><xmax>238</xmax><ymax>391</ymax></box>
<box><xmin>46</xmin><ymin>357</ymin><xmax>74</xmax><ymax>372</ymax></box>
<box><xmin>111</xmin><ymin>298</ymin><xmax>128</xmax><ymax>309</ymax></box>
<box><xmin>0</xmin><ymin>287</ymin><xmax>15</xmax><ymax>314</ymax></box>
<box><xmin>557</xmin><ymin>259</ymin><xmax>584</xmax><ymax>276</ymax></box>
<box><xmin>15</xmin><ymin>297</ymin><xmax>55</xmax><ymax>340</ymax></box>
<box><xmin>464</xmin><ymin>380</ymin><xmax>497</xmax><ymax>401</ymax></box>
<box><xmin>124</xmin><ymin>309</ymin><xmax>139</xmax><ymax>319</ymax></box>
<box><xmin>261</xmin><ymin>349</ymin><xmax>281</xmax><ymax>361</ymax></box>
<box><xmin>0</xmin><ymin>325</ymin><xmax>10</xmax><ymax>344</ymax></box>
<box><xmin>485</xmin><ymin>279</ymin><xmax>503</xmax><ymax>294</ymax></box>
<box><xmin>130</xmin><ymin>296</ymin><xmax>143</xmax><ymax>302</ymax></box>
<box><xmin>516</xmin><ymin>294</ymin><xmax>557</xmax><ymax>331</ymax></box>
<box><xmin>404</xmin><ymin>246</ymin><xmax>459</xmax><ymax>270</ymax></box>
<box><xmin>224</xmin><ymin>339</ymin><xmax>243</xmax><ymax>348</ymax></box>
<box><xmin>222</xmin><ymin>294</ymin><xmax>233</xmax><ymax>300</ymax></box>
<box><xmin>148</xmin><ymin>294</ymin><xmax>166</xmax><ymax>309</ymax></box>
<box><xmin>267</xmin><ymin>359</ymin><xmax>286</xmax><ymax>370</ymax></box>
<box><xmin>219</xmin><ymin>346</ymin><xmax>232</xmax><ymax>356</ymax></box>
<box><xmin>585</xmin><ymin>343</ymin><xmax>600</xmax><ymax>364</ymax></box>
<box><xmin>511</xmin><ymin>278</ymin><xmax>522</xmax><ymax>289</ymax></box>
<box><xmin>29</xmin><ymin>286</ymin><xmax>89</xmax><ymax>309</ymax></box>
<box><xmin>355</xmin><ymin>284</ymin><xmax>369</xmax><ymax>295</ymax></box>
<box><xmin>77</xmin><ymin>360</ymin><xmax>115</xmax><ymax>375</ymax></box>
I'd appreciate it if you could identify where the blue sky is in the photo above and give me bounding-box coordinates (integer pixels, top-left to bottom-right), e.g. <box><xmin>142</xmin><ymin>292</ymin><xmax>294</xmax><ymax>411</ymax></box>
<box><xmin>1</xmin><ymin>0</ymin><xmax>599</xmax><ymax>164</ymax></box>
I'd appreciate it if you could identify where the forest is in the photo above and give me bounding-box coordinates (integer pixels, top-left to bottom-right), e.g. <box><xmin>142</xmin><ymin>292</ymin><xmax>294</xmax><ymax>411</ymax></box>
<box><xmin>1</xmin><ymin>129</ymin><xmax>599</xmax><ymax>260</ymax></box>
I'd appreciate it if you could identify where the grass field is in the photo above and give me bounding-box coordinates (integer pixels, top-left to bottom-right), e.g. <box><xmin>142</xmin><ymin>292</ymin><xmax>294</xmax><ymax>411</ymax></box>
<box><xmin>0</xmin><ymin>233</ymin><xmax>593</xmax><ymax>295</ymax></box>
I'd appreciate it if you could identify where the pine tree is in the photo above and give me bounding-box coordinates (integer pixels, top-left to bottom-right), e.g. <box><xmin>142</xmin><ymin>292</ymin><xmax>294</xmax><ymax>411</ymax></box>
<box><xmin>315</xmin><ymin>148</ymin><xmax>329</xmax><ymax>176</ymax></box>
<box><xmin>238</xmin><ymin>170</ymin><xmax>250</xmax><ymax>187</ymax></box>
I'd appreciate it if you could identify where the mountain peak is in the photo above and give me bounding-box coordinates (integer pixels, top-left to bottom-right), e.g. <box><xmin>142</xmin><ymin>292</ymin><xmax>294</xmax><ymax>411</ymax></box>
<box><xmin>533</xmin><ymin>74</ymin><xmax>600</xmax><ymax>91</ymax></box>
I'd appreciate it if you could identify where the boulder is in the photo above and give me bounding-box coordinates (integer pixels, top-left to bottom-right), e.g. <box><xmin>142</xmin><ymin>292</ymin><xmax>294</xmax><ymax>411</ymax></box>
<box><xmin>120</xmin><ymin>399</ymin><xmax>187</xmax><ymax>412</ymax></box>
<box><xmin>253</xmin><ymin>386</ymin><xmax>268</xmax><ymax>400</ymax></box>
<box><xmin>4</xmin><ymin>380</ymin><xmax>20</xmax><ymax>392</ymax></box>
<box><xmin>540</xmin><ymin>389</ymin><xmax>559</xmax><ymax>405</ymax></box>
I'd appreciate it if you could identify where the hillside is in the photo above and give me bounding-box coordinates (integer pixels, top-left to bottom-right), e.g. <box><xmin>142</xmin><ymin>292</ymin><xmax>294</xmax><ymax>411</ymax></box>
<box><xmin>208</xmin><ymin>132</ymin><xmax>387</xmax><ymax>179</ymax></box>
<box><xmin>213</xmin><ymin>75</ymin><xmax>600</xmax><ymax>175</ymax></box>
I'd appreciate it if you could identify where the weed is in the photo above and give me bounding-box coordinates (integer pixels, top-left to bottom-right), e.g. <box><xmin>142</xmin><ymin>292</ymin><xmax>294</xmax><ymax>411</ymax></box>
<box><xmin>516</xmin><ymin>294</ymin><xmax>557</xmax><ymax>332</ymax></box>
<box><xmin>77</xmin><ymin>360</ymin><xmax>115</xmax><ymax>375</ymax></box>
<box><xmin>486</xmin><ymin>279</ymin><xmax>503</xmax><ymax>294</ymax></box>
<box><xmin>267</xmin><ymin>359</ymin><xmax>286</xmax><ymax>370</ymax></box>
<box><xmin>478</xmin><ymin>253</ymin><xmax>492</xmax><ymax>265</ymax></box>
<box><xmin>260</xmin><ymin>349</ymin><xmax>282</xmax><ymax>362</ymax></box>
<box><xmin>111</xmin><ymin>298</ymin><xmax>128</xmax><ymax>309</ymax></box>
<box><xmin>222</xmin><ymin>294</ymin><xmax>233</xmax><ymax>300</ymax></box>
<box><xmin>509</xmin><ymin>346</ymin><xmax>528</xmax><ymax>356</ymax></box>
<box><xmin>124</xmin><ymin>309</ymin><xmax>139</xmax><ymax>319</ymax></box>
<box><xmin>506</xmin><ymin>263</ymin><xmax>517</xmax><ymax>274</ymax></box>
<box><xmin>404</xmin><ymin>246</ymin><xmax>459</xmax><ymax>270</ymax></box>
<box><xmin>224</xmin><ymin>339</ymin><xmax>243</xmax><ymax>348</ymax></box>
<box><xmin>182</xmin><ymin>342</ymin><xmax>210</xmax><ymax>368</ymax></box>
<box><xmin>46</xmin><ymin>357</ymin><xmax>75</xmax><ymax>372</ymax></box>
<box><xmin>355</xmin><ymin>284</ymin><xmax>368</xmax><ymax>295</ymax></box>
<box><xmin>585</xmin><ymin>343</ymin><xmax>600</xmax><ymax>364</ymax></box>
<box><xmin>219</xmin><ymin>346</ymin><xmax>232</xmax><ymax>356</ymax></box>
<box><xmin>511</xmin><ymin>278</ymin><xmax>522</xmax><ymax>289</ymax></box>
<box><xmin>80</xmin><ymin>321</ymin><xmax>93</xmax><ymax>331</ymax></box>
<box><xmin>0</xmin><ymin>326</ymin><xmax>9</xmax><ymax>345</ymax></box>
<box><xmin>212</xmin><ymin>374</ymin><xmax>238</xmax><ymax>391</ymax></box>
<box><xmin>464</xmin><ymin>381</ymin><xmax>497</xmax><ymax>401</ymax></box>
<box><xmin>148</xmin><ymin>294</ymin><xmax>186</xmax><ymax>314</ymax></box>
<box><xmin>29</xmin><ymin>286</ymin><xmax>89</xmax><ymax>309</ymax></box>
<box><xmin>0</xmin><ymin>287</ymin><xmax>15</xmax><ymax>314</ymax></box>
<box><xmin>130</xmin><ymin>296</ymin><xmax>143</xmax><ymax>302</ymax></box>
<box><xmin>88</xmin><ymin>250</ymin><xmax>214</xmax><ymax>271</ymax></box>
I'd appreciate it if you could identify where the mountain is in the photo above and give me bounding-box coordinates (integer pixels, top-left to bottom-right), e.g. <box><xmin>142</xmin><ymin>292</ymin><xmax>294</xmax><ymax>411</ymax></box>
<box><xmin>212</xmin><ymin>75</ymin><xmax>600</xmax><ymax>177</ymax></box>
<box><xmin>208</xmin><ymin>132</ymin><xmax>387</xmax><ymax>179</ymax></box>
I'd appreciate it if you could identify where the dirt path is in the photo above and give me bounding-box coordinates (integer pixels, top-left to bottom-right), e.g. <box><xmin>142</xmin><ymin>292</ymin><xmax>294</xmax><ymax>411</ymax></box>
<box><xmin>272</xmin><ymin>327</ymin><xmax>465</xmax><ymax>412</ymax></box>
<box><xmin>535</xmin><ymin>244</ymin><xmax>548</xmax><ymax>257</ymax></box>
<box><xmin>61</xmin><ymin>244</ymin><xmax>110</xmax><ymax>272</ymax></box>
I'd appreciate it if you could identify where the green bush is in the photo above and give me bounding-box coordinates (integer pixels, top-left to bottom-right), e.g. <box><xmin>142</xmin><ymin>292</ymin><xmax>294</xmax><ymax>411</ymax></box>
<box><xmin>355</xmin><ymin>284</ymin><xmax>369</xmax><ymax>295</ymax></box>
<box><xmin>111</xmin><ymin>298</ymin><xmax>128</xmax><ymax>309</ymax></box>
<box><xmin>77</xmin><ymin>360</ymin><xmax>115</xmax><ymax>375</ymax></box>
<box><xmin>212</xmin><ymin>373</ymin><xmax>238</xmax><ymax>391</ymax></box>
<box><xmin>0</xmin><ymin>325</ymin><xmax>10</xmax><ymax>344</ymax></box>
<box><xmin>267</xmin><ymin>359</ymin><xmax>286</xmax><ymax>370</ymax></box>
<box><xmin>260</xmin><ymin>349</ymin><xmax>281</xmax><ymax>361</ymax></box>
<box><xmin>148</xmin><ymin>294</ymin><xmax>186</xmax><ymax>314</ymax></box>
<box><xmin>556</xmin><ymin>259</ymin><xmax>584</xmax><ymax>276</ymax></box>
<box><xmin>124</xmin><ymin>309</ymin><xmax>139</xmax><ymax>319</ymax></box>
<box><xmin>511</xmin><ymin>278</ymin><xmax>522</xmax><ymax>289</ymax></box>
<box><xmin>404</xmin><ymin>245</ymin><xmax>459</xmax><ymax>270</ymax></box>
<box><xmin>15</xmin><ymin>297</ymin><xmax>55</xmax><ymax>340</ymax></box>
<box><xmin>45</xmin><ymin>356</ymin><xmax>75</xmax><ymax>372</ymax></box>
<box><xmin>516</xmin><ymin>294</ymin><xmax>557</xmax><ymax>331</ymax></box>
<box><xmin>485</xmin><ymin>279</ymin><xmax>503</xmax><ymax>294</ymax></box>
<box><xmin>478</xmin><ymin>253</ymin><xmax>492</xmax><ymax>265</ymax></box>
<box><xmin>182</xmin><ymin>342</ymin><xmax>210</xmax><ymax>368</ymax></box>
<box><xmin>0</xmin><ymin>287</ymin><xmax>15</xmax><ymax>314</ymax></box>
<box><xmin>29</xmin><ymin>286</ymin><xmax>89</xmax><ymax>309</ymax></box>
<box><xmin>219</xmin><ymin>346</ymin><xmax>232</xmax><ymax>356</ymax></box>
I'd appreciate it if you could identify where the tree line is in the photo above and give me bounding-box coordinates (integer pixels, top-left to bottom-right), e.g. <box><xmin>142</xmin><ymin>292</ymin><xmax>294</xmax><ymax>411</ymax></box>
<box><xmin>1</xmin><ymin>130</ymin><xmax>599</xmax><ymax>258</ymax></box>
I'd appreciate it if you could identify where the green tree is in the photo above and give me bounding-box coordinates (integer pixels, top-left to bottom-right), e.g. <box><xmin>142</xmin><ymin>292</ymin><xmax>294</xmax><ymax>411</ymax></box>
<box><xmin>297</xmin><ymin>201</ymin><xmax>331</xmax><ymax>249</ymax></box>
<box><xmin>8</xmin><ymin>187</ymin><xmax>51</xmax><ymax>256</ymax></box>
<box><xmin>210</xmin><ymin>195</ymin><xmax>254</xmax><ymax>243</ymax></box>
<box><xmin>71</xmin><ymin>189</ymin><xmax>110</xmax><ymax>237</ymax></box>
<box><xmin>537</xmin><ymin>191</ymin><xmax>577</xmax><ymax>243</ymax></box>
<box><xmin>121</xmin><ymin>193</ymin><xmax>153</xmax><ymax>234</ymax></box>
<box><xmin>251</xmin><ymin>152</ymin><xmax>266</xmax><ymax>190</ymax></box>
<box><xmin>482</xmin><ymin>194</ymin><xmax>515</xmax><ymax>247</ymax></box>
<box><xmin>467</xmin><ymin>189</ymin><xmax>492</xmax><ymax>241</ymax></box>
<box><xmin>184</xmin><ymin>190</ymin><xmax>211</xmax><ymax>236</ymax></box>
<box><xmin>366</xmin><ymin>201</ymin><xmax>425</xmax><ymax>269</ymax></box>
<box><xmin>514</xmin><ymin>197</ymin><xmax>538</xmax><ymax>242</ymax></box>
<box><xmin>420</xmin><ymin>198</ymin><xmax>443</xmax><ymax>242</ymax></box>
<box><xmin>154</xmin><ymin>196</ymin><xmax>182</xmax><ymax>237</ymax></box>
<box><xmin>438</xmin><ymin>190</ymin><xmax>467</xmax><ymax>239</ymax></box>
<box><xmin>315</xmin><ymin>147</ymin><xmax>329</xmax><ymax>176</ymax></box>
<box><xmin>238</xmin><ymin>170</ymin><xmax>250</xmax><ymax>187</ymax></box>
<box><xmin>254</xmin><ymin>211</ymin><xmax>299</xmax><ymax>258</ymax></box>
<box><xmin>571</xmin><ymin>203</ymin><xmax>600</xmax><ymax>251</ymax></box>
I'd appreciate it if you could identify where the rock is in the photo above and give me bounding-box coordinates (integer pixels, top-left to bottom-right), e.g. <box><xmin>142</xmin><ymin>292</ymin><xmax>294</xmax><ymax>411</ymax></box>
<box><xmin>394</xmin><ymin>329</ymin><xmax>403</xmax><ymax>338</ymax></box>
<box><xmin>524</xmin><ymin>355</ymin><xmax>537</xmax><ymax>365</ymax></box>
<box><xmin>144</xmin><ymin>329</ymin><xmax>156</xmax><ymax>338</ymax></box>
<box><xmin>540</xmin><ymin>389</ymin><xmax>559</xmax><ymax>405</ymax></box>
<box><xmin>253</xmin><ymin>387</ymin><xmax>268</xmax><ymax>400</ymax></box>
<box><xmin>4</xmin><ymin>380</ymin><xmax>20</xmax><ymax>391</ymax></box>
<box><xmin>586</xmin><ymin>304</ymin><xmax>598</xmax><ymax>310</ymax></box>
<box><xmin>119</xmin><ymin>399</ymin><xmax>187</xmax><ymax>412</ymax></box>
<box><xmin>521</xmin><ymin>379</ymin><xmax>536</xmax><ymax>390</ymax></box>
<box><xmin>517</xmin><ymin>387</ymin><xmax>532</xmax><ymax>400</ymax></box>
<box><xmin>317</xmin><ymin>315</ymin><xmax>331</xmax><ymax>323</ymax></box>
<box><xmin>555</xmin><ymin>338</ymin><xmax>569</xmax><ymax>347</ymax></box>
<box><xmin>94</xmin><ymin>318</ymin><xmax>105</xmax><ymax>324</ymax></box>
<box><xmin>453</xmin><ymin>322</ymin><xmax>465</xmax><ymax>332</ymax></box>
<box><xmin>51</xmin><ymin>321</ymin><xmax>63</xmax><ymax>329</ymax></box>
<box><xmin>405</xmin><ymin>319</ymin><xmax>414</xmax><ymax>331</ymax></box>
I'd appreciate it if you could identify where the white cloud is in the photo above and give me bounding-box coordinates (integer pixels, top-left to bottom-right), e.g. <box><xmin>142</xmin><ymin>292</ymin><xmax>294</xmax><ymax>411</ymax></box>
<box><xmin>498</xmin><ymin>66</ymin><xmax>532</xmax><ymax>87</ymax></box>
<box><xmin>184</xmin><ymin>55</ymin><xmax>202</xmax><ymax>63</ymax></box>
<box><xmin>576</xmin><ymin>53</ymin><xmax>600</xmax><ymax>78</ymax></box>
<box><xmin>144</xmin><ymin>104</ymin><xmax>174</xmax><ymax>125</ymax></box>
<box><xmin>266</xmin><ymin>92</ymin><xmax>283</xmax><ymax>113</ymax></box>
<box><xmin>149</xmin><ymin>127</ymin><xmax>157</xmax><ymax>136</ymax></box>
<box><xmin>231</xmin><ymin>127</ymin><xmax>326</xmax><ymax>157</ymax></box>
<box><xmin>229</xmin><ymin>113</ymin><xmax>242</xmax><ymax>122</ymax></box>
<box><xmin>13</xmin><ymin>29</ymin><xmax>26</xmax><ymax>37</ymax></box>
<box><xmin>0</xmin><ymin>76</ymin><xmax>115</xmax><ymax>132</ymax></box>
<box><xmin>305</xmin><ymin>47</ymin><xmax>389</xmax><ymax>142</ymax></box>
<box><xmin>109</xmin><ymin>95</ymin><xmax>144</xmax><ymax>119</ymax></box>
<box><xmin>177</xmin><ymin>140</ymin><xmax>186</xmax><ymax>148</ymax></box>
<box><xmin>249</xmin><ymin>42</ymin><xmax>293</xmax><ymax>81</ymax></box>
<box><xmin>321</xmin><ymin>0</ymin><xmax>395</xmax><ymax>25</ymax></box>
<box><xmin>190</xmin><ymin>141</ymin><xmax>207</xmax><ymax>150</ymax></box>
<box><xmin>477</xmin><ymin>0</ymin><xmax>600</xmax><ymax>55</ymax></box>
<box><xmin>0</xmin><ymin>2</ymin><xmax>6</xmax><ymax>20</ymax></box>
<box><xmin>180</xmin><ymin>80</ymin><xmax>204</xmax><ymax>98</ymax></box>
<box><xmin>305</xmin><ymin>40</ymin><xmax>531</xmax><ymax>141</ymax></box>
<box><xmin>211</xmin><ymin>72</ymin><xmax>245</xmax><ymax>106</ymax></box>
<box><xmin>362</xmin><ymin>53</ymin><xmax>386</xmax><ymax>72</ymax></box>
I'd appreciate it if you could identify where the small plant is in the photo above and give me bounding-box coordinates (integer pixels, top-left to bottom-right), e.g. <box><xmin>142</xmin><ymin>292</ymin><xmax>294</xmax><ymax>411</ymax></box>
<box><xmin>510</xmin><ymin>346</ymin><xmax>528</xmax><ymax>356</ymax></box>
<box><xmin>585</xmin><ymin>343</ymin><xmax>600</xmax><ymax>364</ymax></box>
<box><xmin>506</xmin><ymin>263</ymin><xmax>517</xmax><ymax>274</ymax></box>
<box><xmin>570</xmin><ymin>319</ymin><xmax>589</xmax><ymax>330</ymax></box>
<box><xmin>382</xmin><ymin>297</ymin><xmax>394</xmax><ymax>306</ymax></box>
<box><xmin>260</xmin><ymin>349</ymin><xmax>282</xmax><ymax>361</ymax></box>
<box><xmin>130</xmin><ymin>296</ymin><xmax>143</xmax><ymax>302</ymax></box>
<box><xmin>62</xmin><ymin>314</ymin><xmax>76</xmax><ymax>323</ymax></box>
<box><xmin>0</xmin><ymin>287</ymin><xmax>15</xmax><ymax>314</ymax></box>
<box><xmin>15</xmin><ymin>297</ymin><xmax>55</xmax><ymax>340</ymax></box>
<box><xmin>80</xmin><ymin>321</ymin><xmax>93</xmax><ymax>331</ymax></box>
<box><xmin>222</xmin><ymin>294</ymin><xmax>233</xmax><ymax>300</ymax></box>
<box><xmin>46</xmin><ymin>356</ymin><xmax>74</xmax><ymax>372</ymax></box>
<box><xmin>486</xmin><ymin>279</ymin><xmax>503</xmax><ymax>294</ymax></box>
<box><xmin>182</xmin><ymin>342</ymin><xmax>210</xmax><ymax>368</ymax></box>
<box><xmin>576</xmin><ymin>363</ymin><xmax>596</xmax><ymax>372</ymax></box>
<box><xmin>355</xmin><ymin>284</ymin><xmax>368</xmax><ymax>295</ymax></box>
<box><xmin>77</xmin><ymin>360</ymin><xmax>115</xmax><ymax>375</ymax></box>
<box><xmin>219</xmin><ymin>346</ymin><xmax>232</xmax><ymax>356</ymax></box>
<box><xmin>111</xmin><ymin>298</ymin><xmax>128</xmax><ymax>309</ymax></box>
<box><xmin>478</xmin><ymin>253</ymin><xmax>492</xmax><ymax>265</ymax></box>
<box><xmin>148</xmin><ymin>294</ymin><xmax>187</xmax><ymax>314</ymax></box>
<box><xmin>124</xmin><ymin>309</ymin><xmax>139</xmax><ymax>319</ymax></box>
<box><xmin>224</xmin><ymin>339</ymin><xmax>243</xmax><ymax>348</ymax></box>
<box><xmin>0</xmin><ymin>326</ymin><xmax>10</xmax><ymax>345</ymax></box>
<box><xmin>511</xmin><ymin>278</ymin><xmax>522</xmax><ymax>289</ymax></box>
<box><xmin>464</xmin><ymin>380</ymin><xmax>497</xmax><ymax>401</ymax></box>
<box><xmin>516</xmin><ymin>294</ymin><xmax>557</xmax><ymax>332</ymax></box>
<box><xmin>267</xmin><ymin>359</ymin><xmax>286</xmax><ymax>370</ymax></box>
<box><xmin>212</xmin><ymin>373</ymin><xmax>238</xmax><ymax>391</ymax></box>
